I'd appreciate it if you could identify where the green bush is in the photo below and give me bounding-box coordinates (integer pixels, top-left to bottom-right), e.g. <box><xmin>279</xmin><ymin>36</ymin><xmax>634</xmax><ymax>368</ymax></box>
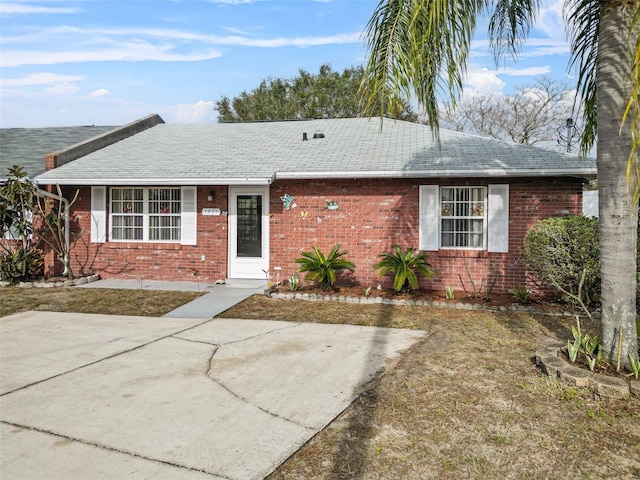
<box><xmin>373</xmin><ymin>245</ymin><xmax>437</xmax><ymax>293</ymax></box>
<box><xmin>0</xmin><ymin>248</ymin><xmax>44</xmax><ymax>283</ymax></box>
<box><xmin>523</xmin><ymin>216</ymin><xmax>600</xmax><ymax>306</ymax></box>
<box><xmin>295</xmin><ymin>244</ymin><xmax>355</xmax><ymax>290</ymax></box>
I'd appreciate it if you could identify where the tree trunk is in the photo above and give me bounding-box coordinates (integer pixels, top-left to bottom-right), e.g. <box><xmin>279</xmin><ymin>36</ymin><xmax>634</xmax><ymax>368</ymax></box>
<box><xmin>597</xmin><ymin>3</ymin><xmax>639</xmax><ymax>368</ymax></box>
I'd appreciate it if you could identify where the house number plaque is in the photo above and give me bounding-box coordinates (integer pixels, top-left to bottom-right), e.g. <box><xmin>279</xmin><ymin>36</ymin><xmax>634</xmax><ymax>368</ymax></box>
<box><xmin>202</xmin><ymin>208</ymin><xmax>221</xmax><ymax>216</ymax></box>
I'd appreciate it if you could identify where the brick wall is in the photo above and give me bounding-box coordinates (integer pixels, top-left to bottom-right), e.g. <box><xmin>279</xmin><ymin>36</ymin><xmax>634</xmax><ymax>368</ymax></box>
<box><xmin>58</xmin><ymin>177</ymin><xmax>584</xmax><ymax>291</ymax></box>
<box><xmin>62</xmin><ymin>186</ymin><xmax>230</xmax><ymax>283</ymax></box>
<box><xmin>269</xmin><ymin>177</ymin><xmax>584</xmax><ymax>293</ymax></box>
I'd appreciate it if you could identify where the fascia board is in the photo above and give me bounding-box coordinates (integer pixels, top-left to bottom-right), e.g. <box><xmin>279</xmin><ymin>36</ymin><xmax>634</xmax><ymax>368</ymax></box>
<box><xmin>34</xmin><ymin>177</ymin><xmax>273</xmax><ymax>186</ymax></box>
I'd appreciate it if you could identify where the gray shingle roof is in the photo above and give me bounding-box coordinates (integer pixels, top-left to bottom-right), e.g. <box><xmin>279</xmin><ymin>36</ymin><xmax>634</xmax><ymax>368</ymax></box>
<box><xmin>1</xmin><ymin>126</ymin><xmax>117</xmax><ymax>179</ymax></box>
<box><xmin>34</xmin><ymin>118</ymin><xmax>596</xmax><ymax>185</ymax></box>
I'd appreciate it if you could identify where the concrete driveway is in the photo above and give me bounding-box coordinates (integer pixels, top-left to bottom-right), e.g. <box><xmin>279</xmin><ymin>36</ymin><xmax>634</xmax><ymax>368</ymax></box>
<box><xmin>0</xmin><ymin>311</ymin><xmax>425</xmax><ymax>479</ymax></box>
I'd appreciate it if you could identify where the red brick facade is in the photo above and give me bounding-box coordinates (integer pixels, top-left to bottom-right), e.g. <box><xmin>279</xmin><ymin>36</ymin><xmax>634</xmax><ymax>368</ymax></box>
<box><xmin>58</xmin><ymin>176</ymin><xmax>584</xmax><ymax>293</ymax></box>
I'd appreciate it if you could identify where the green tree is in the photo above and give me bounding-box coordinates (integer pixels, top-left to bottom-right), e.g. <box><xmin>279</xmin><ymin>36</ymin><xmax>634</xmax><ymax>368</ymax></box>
<box><xmin>361</xmin><ymin>0</ymin><xmax>639</xmax><ymax>367</ymax></box>
<box><xmin>216</xmin><ymin>64</ymin><xmax>418</xmax><ymax>122</ymax></box>
<box><xmin>0</xmin><ymin>165</ymin><xmax>44</xmax><ymax>282</ymax></box>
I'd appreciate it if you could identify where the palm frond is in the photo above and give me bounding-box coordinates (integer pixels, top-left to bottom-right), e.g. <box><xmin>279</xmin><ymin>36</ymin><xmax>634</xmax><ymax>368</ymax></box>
<box><xmin>373</xmin><ymin>245</ymin><xmax>436</xmax><ymax>292</ymax></box>
<box><xmin>360</xmin><ymin>0</ymin><xmax>484</xmax><ymax>131</ymax></box>
<box><xmin>622</xmin><ymin>3</ymin><xmax>640</xmax><ymax>202</ymax></box>
<box><xmin>564</xmin><ymin>0</ymin><xmax>601</xmax><ymax>157</ymax></box>
<box><xmin>294</xmin><ymin>244</ymin><xmax>355</xmax><ymax>289</ymax></box>
<box><xmin>488</xmin><ymin>0</ymin><xmax>541</xmax><ymax>63</ymax></box>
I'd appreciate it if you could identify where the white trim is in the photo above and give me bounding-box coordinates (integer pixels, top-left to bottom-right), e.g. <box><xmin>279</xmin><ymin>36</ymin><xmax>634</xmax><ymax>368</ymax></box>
<box><xmin>180</xmin><ymin>186</ymin><xmax>197</xmax><ymax>246</ymax></box>
<box><xmin>108</xmin><ymin>187</ymin><xmax>183</xmax><ymax>243</ymax></box>
<box><xmin>36</xmin><ymin>177</ymin><xmax>273</xmax><ymax>186</ymax></box>
<box><xmin>439</xmin><ymin>186</ymin><xmax>487</xmax><ymax>250</ymax></box>
<box><xmin>90</xmin><ymin>186</ymin><xmax>107</xmax><ymax>243</ymax></box>
<box><xmin>272</xmin><ymin>168</ymin><xmax>596</xmax><ymax>179</ymax></box>
<box><xmin>35</xmin><ymin>167</ymin><xmax>596</xmax><ymax>186</ymax></box>
<box><xmin>419</xmin><ymin>185</ymin><xmax>439</xmax><ymax>251</ymax></box>
<box><xmin>487</xmin><ymin>184</ymin><xmax>510</xmax><ymax>253</ymax></box>
<box><xmin>228</xmin><ymin>186</ymin><xmax>270</xmax><ymax>279</ymax></box>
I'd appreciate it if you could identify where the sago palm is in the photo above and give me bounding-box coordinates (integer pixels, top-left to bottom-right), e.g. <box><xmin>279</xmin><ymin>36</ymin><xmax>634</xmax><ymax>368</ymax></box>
<box><xmin>295</xmin><ymin>244</ymin><xmax>355</xmax><ymax>290</ymax></box>
<box><xmin>360</xmin><ymin>0</ymin><xmax>639</xmax><ymax>367</ymax></box>
<box><xmin>373</xmin><ymin>246</ymin><xmax>437</xmax><ymax>293</ymax></box>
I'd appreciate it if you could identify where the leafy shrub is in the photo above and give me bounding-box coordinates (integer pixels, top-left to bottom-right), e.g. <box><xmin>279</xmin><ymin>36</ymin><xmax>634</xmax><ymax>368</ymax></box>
<box><xmin>295</xmin><ymin>244</ymin><xmax>355</xmax><ymax>290</ymax></box>
<box><xmin>373</xmin><ymin>245</ymin><xmax>437</xmax><ymax>293</ymax></box>
<box><xmin>1</xmin><ymin>165</ymin><xmax>44</xmax><ymax>283</ymax></box>
<box><xmin>0</xmin><ymin>248</ymin><xmax>44</xmax><ymax>283</ymax></box>
<box><xmin>509</xmin><ymin>285</ymin><xmax>532</xmax><ymax>304</ymax></box>
<box><xmin>523</xmin><ymin>216</ymin><xmax>600</xmax><ymax>312</ymax></box>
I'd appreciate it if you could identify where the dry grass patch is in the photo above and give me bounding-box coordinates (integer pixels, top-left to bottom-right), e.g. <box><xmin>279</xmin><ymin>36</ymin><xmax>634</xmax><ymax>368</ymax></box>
<box><xmin>0</xmin><ymin>287</ymin><xmax>203</xmax><ymax>318</ymax></box>
<box><xmin>221</xmin><ymin>295</ymin><xmax>640</xmax><ymax>479</ymax></box>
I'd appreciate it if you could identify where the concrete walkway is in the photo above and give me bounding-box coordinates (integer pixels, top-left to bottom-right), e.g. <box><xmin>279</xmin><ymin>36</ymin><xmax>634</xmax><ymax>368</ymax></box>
<box><xmin>0</xmin><ymin>311</ymin><xmax>425</xmax><ymax>479</ymax></box>
<box><xmin>77</xmin><ymin>278</ymin><xmax>266</xmax><ymax>318</ymax></box>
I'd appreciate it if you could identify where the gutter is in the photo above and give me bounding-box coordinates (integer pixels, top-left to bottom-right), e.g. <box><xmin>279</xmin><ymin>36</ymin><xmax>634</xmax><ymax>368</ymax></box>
<box><xmin>34</xmin><ymin>168</ymin><xmax>597</xmax><ymax>187</ymax></box>
<box><xmin>35</xmin><ymin>177</ymin><xmax>273</xmax><ymax>186</ymax></box>
<box><xmin>273</xmin><ymin>168</ymin><xmax>597</xmax><ymax>180</ymax></box>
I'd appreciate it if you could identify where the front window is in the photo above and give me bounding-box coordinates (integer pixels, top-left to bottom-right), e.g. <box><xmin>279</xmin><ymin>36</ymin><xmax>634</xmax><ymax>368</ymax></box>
<box><xmin>110</xmin><ymin>187</ymin><xmax>181</xmax><ymax>242</ymax></box>
<box><xmin>440</xmin><ymin>187</ymin><xmax>486</xmax><ymax>249</ymax></box>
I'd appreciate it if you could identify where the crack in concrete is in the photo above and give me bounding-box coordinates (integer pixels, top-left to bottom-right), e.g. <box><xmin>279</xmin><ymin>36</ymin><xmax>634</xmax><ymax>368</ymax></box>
<box><xmin>202</xmin><ymin>322</ymin><xmax>316</xmax><ymax>431</ymax></box>
<box><xmin>171</xmin><ymin>336</ymin><xmax>221</xmax><ymax>347</ymax></box>
<box><xmin>1</xmin><ymin>420</ymin><xmax>232</xmax><ymax>479</ymax></box>
<box><xmin>0</xmin><ymin>317</ymin><xmax>217</xmax><ymax>397</ymax></box>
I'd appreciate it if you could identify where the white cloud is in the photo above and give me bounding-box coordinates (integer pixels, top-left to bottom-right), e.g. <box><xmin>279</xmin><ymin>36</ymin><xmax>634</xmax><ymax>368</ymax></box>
<box><xmin>90</xmin><ymin>88</ymin><xmax>110</xmax><ymax>98</ymax></box>
<box><xmin>0</xmin><ymin>22</ymin><xmax>362</xmax><ymax>67</ymax></box>
<box><xmin>1</xmin><ymin>45</ymin><xmax>223</xmax><ymax>67</ymax></box>
<box><xmin>169</xmin><ymin>100</ymin><xmax>218</xmax><ymax>123</ymax></box>
<box><xmin>500</xmin><ymin>66</ymin><xmax>551</xmax><ymax>76</ymax></box>
<box><xmin>0</xmin><ymin>73</ymin><xmax>83</xmax><ymax>87</ymax></box>
<box><xmin>463</xmin><ymin>66</ymin><xmax>506</xmax><ymax>95</ymax></box>
<box><xmin>534</xmin><ymin>0</ymin><xmax>565</xmax><ymax>41</ymax></box>
<box><xmin>0</xmin><ymin>3</ymin><xmax>80</xmax><ymax>14</ymax></box>
<box><xmin>45</xmin><ymin>84</ymin><xmax>80</xmax><ymax>95</ymax></box>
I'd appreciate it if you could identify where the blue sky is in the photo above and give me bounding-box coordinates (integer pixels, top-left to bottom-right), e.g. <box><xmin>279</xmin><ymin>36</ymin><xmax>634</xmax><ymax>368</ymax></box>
<box><xmin>0</xmin><ymin>0</ymin><xmax>573</xmax><ymax>128</ymax></box>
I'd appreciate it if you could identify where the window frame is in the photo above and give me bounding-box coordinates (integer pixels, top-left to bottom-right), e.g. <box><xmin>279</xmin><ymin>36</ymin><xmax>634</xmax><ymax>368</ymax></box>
<box><xmin>109</xmin><ymin>187</ymin><xmax>182</xmax><ymax>243</ymax></box>
<box><xmin>439</xmin><ymin>186</ymin><xmax>487</xmax><ymax>250</ymax></box>
<box><xmin>419</xmin><ymin>184</ymin><xmax>509</xmax><ymax>253</ymax></box>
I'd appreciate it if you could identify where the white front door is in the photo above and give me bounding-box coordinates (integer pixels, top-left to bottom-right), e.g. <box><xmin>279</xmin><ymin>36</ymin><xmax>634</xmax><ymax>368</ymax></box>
<box><xmin>228</xmin><ymin>186</ymin><xmax>270</xmax><ymax>279</ymax></box>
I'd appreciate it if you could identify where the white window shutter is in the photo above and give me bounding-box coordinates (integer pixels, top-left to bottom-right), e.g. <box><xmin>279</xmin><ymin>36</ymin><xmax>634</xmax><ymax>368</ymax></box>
<box><xmin>488</xmin><ymin>184</ymin><xmax>509</xmax><ymax>253</ymax></box>
<box><xmin>181</xmin><ymin>186</ymin><xmax>197</xmax><ymax>246</ymax></box>
<box><xmin>90</xmin><ymin>186</ymin><xmax>106</xmax><ymax>243</ymax></box>
<box><xmin>419</xmin><ymin>185</ymin><xmax>439</xmax><ymax>251</ymax></box>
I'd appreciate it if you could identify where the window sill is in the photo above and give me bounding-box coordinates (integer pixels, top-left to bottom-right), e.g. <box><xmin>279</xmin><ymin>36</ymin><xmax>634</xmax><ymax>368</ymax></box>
<box><xmin>437</xmin><ymin>249</ymin><xmax>490</xmax><ymax>258</ymax></box>
<box><xmin>105</xmin><ymin>242</ymin><xmax>182</xmax><ymax>250</ymax></box>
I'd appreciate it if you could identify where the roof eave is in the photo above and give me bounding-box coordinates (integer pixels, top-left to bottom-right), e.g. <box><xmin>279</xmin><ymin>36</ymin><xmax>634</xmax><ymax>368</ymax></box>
<box><xmin>274</xmin><ymin>168</ymin><xmax>597</xmax><ymax>180</ymax></box>
<box><xmin>33</xmin><ymin>168</ymin><xmax>596</xmax><ymax>186</ymax></box>
<box><xmin>34</xmin><ymin>177</ymin><xmax>274</xmax><ymax>186</ymax></box>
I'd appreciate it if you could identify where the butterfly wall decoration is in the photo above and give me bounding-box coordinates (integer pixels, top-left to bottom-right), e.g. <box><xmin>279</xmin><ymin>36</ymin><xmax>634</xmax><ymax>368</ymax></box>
<box><xmin>280</xmin><ymin>194</ymin><xmax>296</xmax><ymax>210</ymax></box>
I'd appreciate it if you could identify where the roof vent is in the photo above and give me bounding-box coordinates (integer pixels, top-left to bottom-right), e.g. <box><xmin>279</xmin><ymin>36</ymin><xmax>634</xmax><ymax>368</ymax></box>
<box><xmin>313</xmin><ymin>130</ymin><xmax>325</xmax><ymax>139</ymax></box>
<box><xmin>302</xmin><ymin>132</ymin><xmax>308</xmax><ymax>141</ymax></box>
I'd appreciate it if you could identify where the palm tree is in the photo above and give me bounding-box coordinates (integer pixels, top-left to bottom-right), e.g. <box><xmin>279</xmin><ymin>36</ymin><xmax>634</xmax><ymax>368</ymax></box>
<box><xmin>373</xmin><ymin>245</ymin><xmax>437</xmax><ymax>292</ymax></box>
<box><xmin>295</xmin><ymin>244</ymin><xmax>356</xmax><ymax>290</ymax></box>
<box><xmin>361</xmin><ymin>0</ymin><xmax>639</xmax><ymax>367</ymax></box>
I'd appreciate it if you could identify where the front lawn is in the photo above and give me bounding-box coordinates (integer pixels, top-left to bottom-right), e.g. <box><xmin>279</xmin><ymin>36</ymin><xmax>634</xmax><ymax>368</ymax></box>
<box><xmin>0</xmin><ymin>287</ymin><xmax>203</xmax><ymax>318</ymax></box>
<box><xmin>221</xmin><ymin>295</ymin><xmax>640</xmax><ymax>480</ymax></box>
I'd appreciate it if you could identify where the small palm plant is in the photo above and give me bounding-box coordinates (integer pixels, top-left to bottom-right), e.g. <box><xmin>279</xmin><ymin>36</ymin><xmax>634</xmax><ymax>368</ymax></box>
<box><xmin>295</xmin><ymin>244</ymin><xmax>355</xmax><ymax>290</ymax></box>
<box><xmin>373</xmin><ymin>246</ymin><xmax>437</xmax><ymax>293</ymax></box>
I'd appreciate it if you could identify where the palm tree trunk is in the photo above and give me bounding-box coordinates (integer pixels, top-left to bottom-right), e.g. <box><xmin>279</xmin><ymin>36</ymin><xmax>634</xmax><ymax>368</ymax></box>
<box><xmin>597</xmin><ymin>2</ymin><xmax>639</xmax><ymax>367</ymax></box>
